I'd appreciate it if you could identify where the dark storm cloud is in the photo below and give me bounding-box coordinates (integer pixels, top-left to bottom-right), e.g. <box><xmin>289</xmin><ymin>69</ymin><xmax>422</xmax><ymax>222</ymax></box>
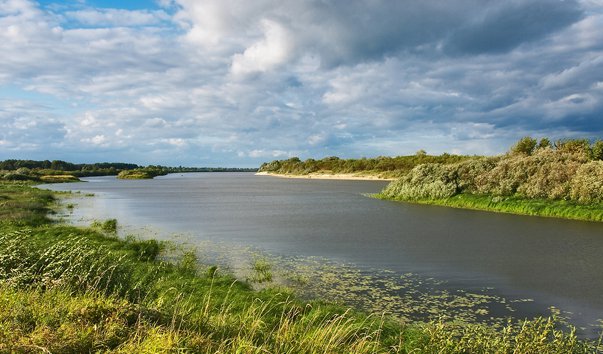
<box><xmin>445</xmin><ymin>0</ymin><xmax>584</xmax><ymax>55</ymax></box>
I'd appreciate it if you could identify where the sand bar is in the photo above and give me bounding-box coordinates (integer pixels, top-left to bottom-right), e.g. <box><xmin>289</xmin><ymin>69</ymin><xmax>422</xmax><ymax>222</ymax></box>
<box><xmin>255</xmin><ymin>171</ymin><xmax>395</xmax><ymax>181</ymax></box>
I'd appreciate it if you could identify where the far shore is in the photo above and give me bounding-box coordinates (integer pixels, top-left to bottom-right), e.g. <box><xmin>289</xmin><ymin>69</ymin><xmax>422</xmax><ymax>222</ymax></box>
<box><xmin>255</xmin><ymin>171</ymin><xmax>396</xmax><ymax>181</ymax></box>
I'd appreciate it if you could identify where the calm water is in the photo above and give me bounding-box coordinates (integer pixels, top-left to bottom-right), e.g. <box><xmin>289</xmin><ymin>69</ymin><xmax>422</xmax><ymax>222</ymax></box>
<box><xmin>43</xmin><ymin>172</ymin><xmax>603</xmax><ymax>334</ymax></box>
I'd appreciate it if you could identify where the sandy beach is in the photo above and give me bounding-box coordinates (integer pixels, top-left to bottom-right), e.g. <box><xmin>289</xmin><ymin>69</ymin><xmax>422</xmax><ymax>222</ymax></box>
<box><xmin>255</xmin><ymin>171</ymin><xmax>396</xmax><ymax>181</ymax></box>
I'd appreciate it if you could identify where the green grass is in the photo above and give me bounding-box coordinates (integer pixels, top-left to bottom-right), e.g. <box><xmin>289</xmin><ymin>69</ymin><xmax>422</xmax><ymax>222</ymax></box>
<box><xmin>91</xmin><ymin>218</ymin><xmax>118</xmax><ymax>233</ymax></box>
<box><xmin>249</xmin><ymin>257</ymin><xmax>274</xmax><ymax>283</ymax></box>
<box><xmin>1</xmin><ymin>181</ymin><xmax>602</xmax><ymax>352</ymax></box>
<box><xmin>0</xmin><ymin>181</ymin><xmax>55</xmax><ymax>226</ymax></box>
<box><xmin>376</xmin><ymin>192</ymin><xmax>603</xmax><ymax>222</ymax></box>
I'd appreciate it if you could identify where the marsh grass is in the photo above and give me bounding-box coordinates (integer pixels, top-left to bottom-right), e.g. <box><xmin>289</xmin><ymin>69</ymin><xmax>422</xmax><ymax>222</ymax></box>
<box><xmin>91</xmin><ymin>218</ymin><xmax>118</xmax><ymax>233</ymax></box>
<box><xmin>250</xmin><ymin>257</ymin><xmax>274</xmax><ymax>283</ymax></box>
<box><xmin>1</xmin><ymin>181</ymin><xmax>602</xmax><ymax>352</ymax></box>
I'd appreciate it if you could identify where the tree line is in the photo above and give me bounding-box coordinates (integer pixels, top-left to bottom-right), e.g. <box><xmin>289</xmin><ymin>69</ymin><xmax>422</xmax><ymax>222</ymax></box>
<box><xmin>259</xmin><ymin>153</ymin><xmax>471</xmax><ymax>177</ymax></box>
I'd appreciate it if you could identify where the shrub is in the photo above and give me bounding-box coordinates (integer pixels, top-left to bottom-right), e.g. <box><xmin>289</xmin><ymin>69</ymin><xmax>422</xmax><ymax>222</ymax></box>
<box><xmin>555</xmin><ymin>138</ymin><xmax>591</xmax><ymax>158</ymax></box>
<box><xmin>381</xmin><ymin>163</ymin><xmax>457</xmax><ymax>200</ymax></box>
<box><xmin>516</xmin><ymin>149</ymin><xmax>585</xmax><ymax>200</ymax></box>
<box><xmin>382</xmin><ymin>139</ymin><xmax>602</xmax><ymax>203</ymax></box>
<box><xmin>570</xmin><ymin>161</ymin><xmax>603</xmax><ymax>203</ymax></box>
<box><xmin>474</xmin><ymin>154</ymin><xmax>536</xmax><ymax>196</ymax></box>
<box><xmin>453</xmin><ymin>157</ymin><xmax>499</xmax><ymax>194</ymax></box>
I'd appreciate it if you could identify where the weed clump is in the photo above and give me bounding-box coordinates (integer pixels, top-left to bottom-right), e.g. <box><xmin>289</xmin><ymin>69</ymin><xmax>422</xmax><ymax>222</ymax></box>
<box><xmin>91</xmin><ymin>219</ymin><xmax>118</xmax><ymax>233</ymax></box>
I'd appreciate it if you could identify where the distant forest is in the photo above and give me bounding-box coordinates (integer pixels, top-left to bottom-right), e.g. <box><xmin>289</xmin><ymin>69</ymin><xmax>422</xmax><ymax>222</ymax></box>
<box><xmin>0</xmin><ymin>160</ymin><xmax>138</xmax><ymax>173</ymax></box>
<box><xmin>0</xmin><ymin>159</ymin><xmax>257</xmax><ymax>182</ymax></box>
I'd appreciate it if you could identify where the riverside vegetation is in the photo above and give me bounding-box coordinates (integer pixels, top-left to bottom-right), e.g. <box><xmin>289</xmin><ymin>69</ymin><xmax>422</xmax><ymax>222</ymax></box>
<box><xmin>261</xmin><ymin>137</ymin><xmax>603</xmax><ymax>222</ymax></box>
<box><xmin>1</xmin><ymin>181</ymin><xmax>602</xmax><ymax>352</ymax></box>
<box><xmin>379</xmin><ymin>138</ymin><xmax>603</xmax><ymax>221</ymax></box>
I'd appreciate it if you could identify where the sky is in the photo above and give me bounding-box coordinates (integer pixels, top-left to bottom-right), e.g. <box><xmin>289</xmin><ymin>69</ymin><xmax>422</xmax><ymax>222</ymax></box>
<box><xmin>1</xmin><ymin>0</ymin><xmax>603</xmax><ymax>167</ymax></box>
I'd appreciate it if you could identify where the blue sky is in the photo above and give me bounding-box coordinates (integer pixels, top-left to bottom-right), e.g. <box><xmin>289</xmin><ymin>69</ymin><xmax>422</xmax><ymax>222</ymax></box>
<box><xmin>1</xmin><ymin>0</ymin><xmax>603</xmax><ymax>167</ymax></box>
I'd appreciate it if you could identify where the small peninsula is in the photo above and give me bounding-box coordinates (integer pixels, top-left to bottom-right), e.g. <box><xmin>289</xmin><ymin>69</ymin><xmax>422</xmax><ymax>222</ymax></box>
<box><xmin>260</xmin><ymin>137</ymin><xmax>603</xmax><ymax>222</ymax></box>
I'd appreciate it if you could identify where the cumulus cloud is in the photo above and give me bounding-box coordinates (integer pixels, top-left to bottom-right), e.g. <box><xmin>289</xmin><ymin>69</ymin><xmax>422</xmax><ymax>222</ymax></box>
<box><xmin>0</xmin><ymin>0</ymin><xmax>601</xmax><ymax>165</ymax></box>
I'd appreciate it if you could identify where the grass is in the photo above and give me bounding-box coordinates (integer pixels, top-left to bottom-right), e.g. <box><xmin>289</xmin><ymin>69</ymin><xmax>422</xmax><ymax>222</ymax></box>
<box><xmin>91</xmin><ymin>218</ymin><xmax>118</xmax><ymax>233</ymax></box>
<box><xmin>376</xmin><ymin>192</ymin><xmax>603</xmax><ymax>222</ymax></box>
<box><xmin>39</xmin><ymin>174</ymin><xmax>80</xmax><ymax>183</ymax></box>
<box><xmin>249</xmin><ymin>257</ymin><xmax>274</xmax><ymax>283</ymax></box>
<box><xmin>1</xmin><ymin>180</ymin><xmax>602</xmax><ymax>352</ymax></box>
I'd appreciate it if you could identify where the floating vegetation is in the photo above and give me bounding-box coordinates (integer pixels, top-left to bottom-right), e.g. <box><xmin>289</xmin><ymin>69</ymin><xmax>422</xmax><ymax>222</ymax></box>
<box><xmin>181</xmin><ymin>239</ymin><xmax>547</xmax><ymax>329</ymax></box>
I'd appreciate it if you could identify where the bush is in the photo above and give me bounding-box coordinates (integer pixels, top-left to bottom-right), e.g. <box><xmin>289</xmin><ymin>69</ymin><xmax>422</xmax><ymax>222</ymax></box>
<box><xmin>516</xmin><ymin>149</ymin><xmax>585</xmax><ymax>200</ymax></box>
<box><xmin>474</xmin><ymin>154</ymin><xmax>536</xmax><ymax>196</ymax></box>
<box><xmin>381</xmin><ymin>163</ymin><xmax>457</xmax><ymax>200</ymax></box>
<box><xmin>453</xmin><ymin>157</ymin><xmax>499</xmax><ymax>194</ymax></box>
<box><xmin>555</xmin><ymin>139</ymin><xmax>591</xmax><ymax>158</ymax></box>
<box><xmin>382</xmin><ymin>138</ymin><xmax>602</xmax><ymax>203</ymax></box>
<box><xmin>570</xmin><ymin>161</ymin><xmax>603</xmax><ymax>203</ymax></box>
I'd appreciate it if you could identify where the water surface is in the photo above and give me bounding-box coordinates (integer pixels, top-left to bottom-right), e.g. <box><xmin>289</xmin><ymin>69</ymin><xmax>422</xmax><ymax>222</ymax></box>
<box><xmin>43</xmin><ymin>172</ymin><xmax>603</xmax><ymax>335</ymax></box>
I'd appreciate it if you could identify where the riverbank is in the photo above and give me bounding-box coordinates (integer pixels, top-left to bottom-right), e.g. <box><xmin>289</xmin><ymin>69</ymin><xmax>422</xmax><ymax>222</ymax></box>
<box><xmin>256</xmin><ymin>171</ymin><xmax>395</xmax><ymax>181</ymax></box>
<box><xmin>375</xmin><ymin>193</ymin><xmax>603</xmax><ymax>222</ymax></box>
<box><xmin>1</xmin><ymin>181</ymin><xmax>599</xmax><ymax>352</ymax></box>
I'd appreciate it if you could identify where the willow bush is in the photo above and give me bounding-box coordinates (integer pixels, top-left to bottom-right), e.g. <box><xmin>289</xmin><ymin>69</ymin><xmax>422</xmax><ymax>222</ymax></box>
<box><xmin>381</xmin><ymin>163</ymin><xmax>457</xmax><ymax>200</ymax></box>
<box><xmin>382</xmin><ymin>138</ymin><xmax>603</xmax><ymax>205</ymax></box>
<box><xmin>570</xmin><ymin>161</ymin><xmax>603</xmax><ymax>204</ymax></box>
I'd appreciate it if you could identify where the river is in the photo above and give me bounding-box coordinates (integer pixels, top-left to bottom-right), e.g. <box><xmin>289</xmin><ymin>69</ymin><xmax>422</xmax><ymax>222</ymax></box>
<box><xmin>41</xmin><ymin>172</ymin><xmax>603</xmax><ymax>337</ymax></box>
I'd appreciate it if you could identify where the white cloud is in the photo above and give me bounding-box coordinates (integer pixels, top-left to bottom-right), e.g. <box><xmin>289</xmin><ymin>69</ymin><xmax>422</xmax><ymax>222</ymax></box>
<box><xmin>247</xmin><ymin>149</ymin><xmax>291</xmax><ymax>158</ymax></box>
<box><xmin>231</xmin><ymin>20</ymin><xmax>293</xmax><ymax>76</ymax></box>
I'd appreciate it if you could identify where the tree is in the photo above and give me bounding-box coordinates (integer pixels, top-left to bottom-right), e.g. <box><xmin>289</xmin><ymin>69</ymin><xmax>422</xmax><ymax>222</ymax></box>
<box><xmin>555</xmin><ymin>139</ymin><xmax>591</xmax><ymax>156</ymax></box>
<box><xmin>511</xmin><ymin>137</ymin><xmax>537</xmax><ymax>156</ymax></box>
<box><xmin>537</xmin><ymin>138</ymin><xmax>551</xmax><ymax>150</ymax></box>
<box><xmin>591</xmin><ymin>140</ymin><xmax>603</xmax><ymax>160</ymax></box>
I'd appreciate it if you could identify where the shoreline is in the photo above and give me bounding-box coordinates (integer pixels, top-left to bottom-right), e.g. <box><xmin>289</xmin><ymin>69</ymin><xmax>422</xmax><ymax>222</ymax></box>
<box><xmin>376</xmin><ymin>193</ymin><xmax>603</xmax><ymax>223</ymax></box>
<box><xmin>255</xmin><ymin>171</ymin><xmax>395</xmax><ymax>181</ymax></box>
